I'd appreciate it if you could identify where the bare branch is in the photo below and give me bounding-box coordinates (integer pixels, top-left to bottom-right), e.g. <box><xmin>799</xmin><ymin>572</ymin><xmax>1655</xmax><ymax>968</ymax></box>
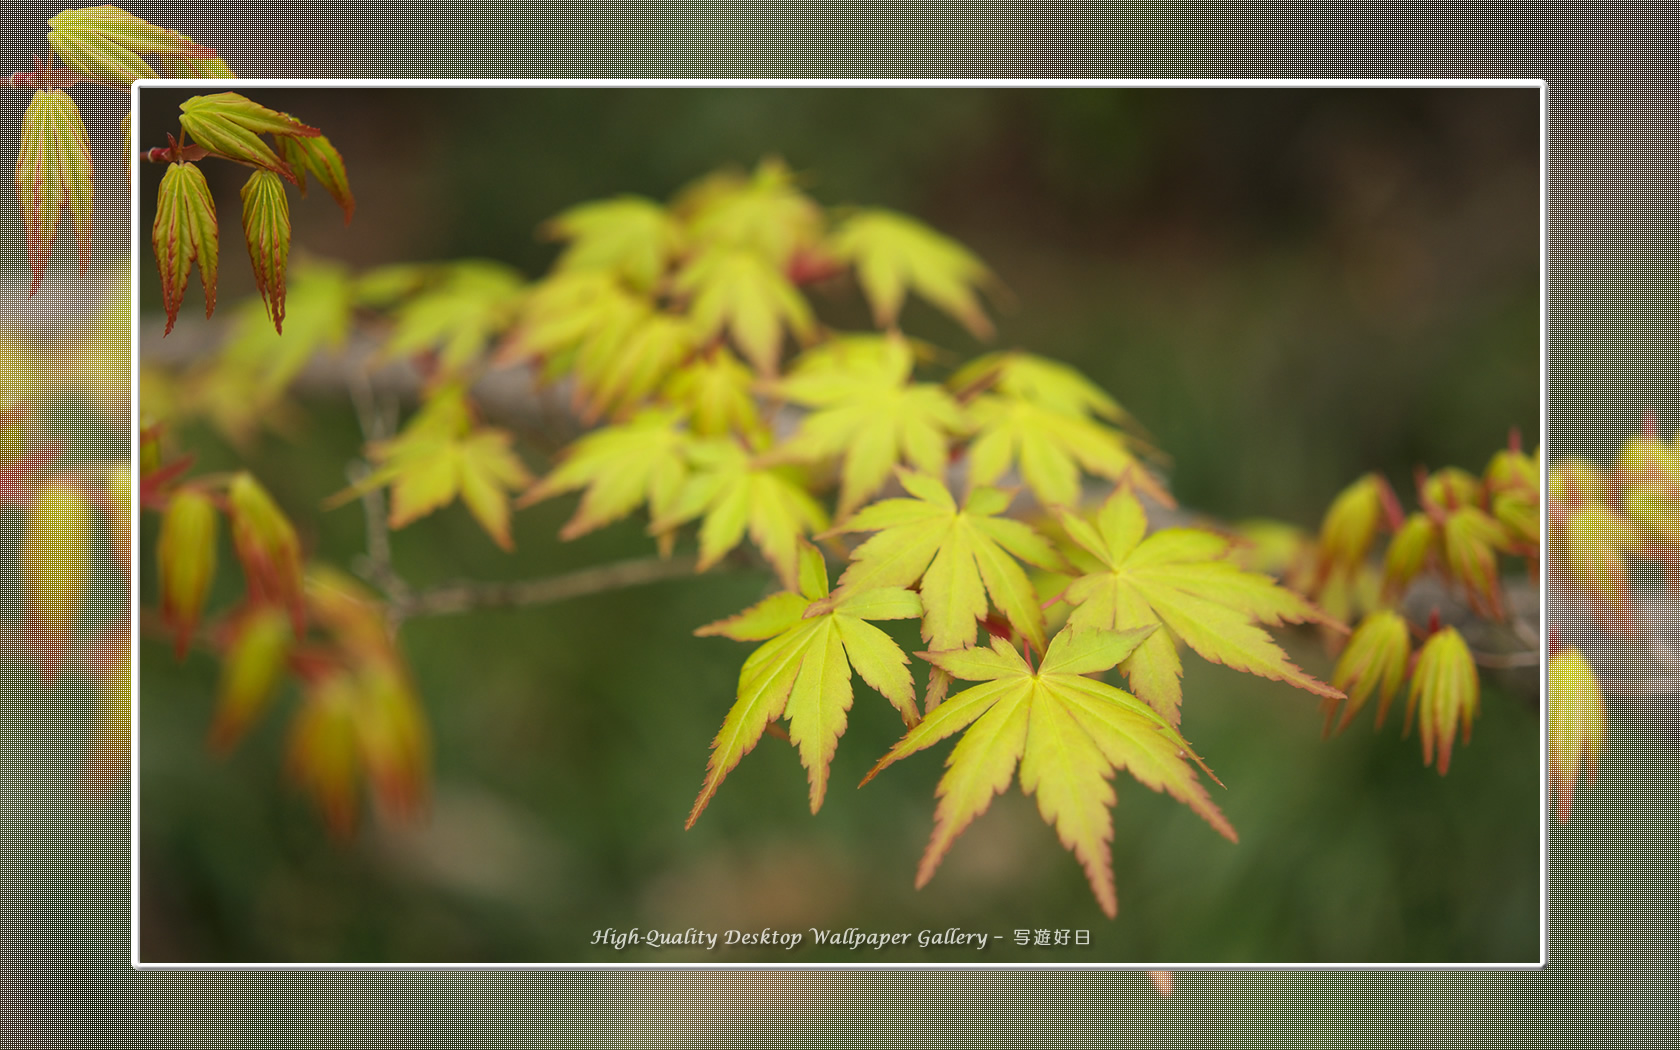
<box><xmin>393</xmin><ymin>554</ymin><xmax>706</xmax><ymax>621</ymax></box>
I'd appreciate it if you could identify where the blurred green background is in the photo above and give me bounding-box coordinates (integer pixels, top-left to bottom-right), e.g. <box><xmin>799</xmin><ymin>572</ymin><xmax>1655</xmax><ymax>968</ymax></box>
<box><xmin>138</xmin><ymin>86</ymin><xmax>1540</xmax><ymax>964</ymax></box>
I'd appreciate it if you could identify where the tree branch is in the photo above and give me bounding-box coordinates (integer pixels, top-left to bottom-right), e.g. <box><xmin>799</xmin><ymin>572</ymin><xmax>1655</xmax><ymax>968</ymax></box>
<box><xmin>391</xmin><ymin>554</ymin><xmax>706</xmax><ymax>621</ymax></box>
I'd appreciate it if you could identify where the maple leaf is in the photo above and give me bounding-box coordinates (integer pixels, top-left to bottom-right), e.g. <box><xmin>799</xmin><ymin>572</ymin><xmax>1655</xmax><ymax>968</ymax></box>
<box><xmin>1324</xmin><ymin>609</ymin><xmax>1410</xmax><ymax>735</ymax></box>
<box><xmin>689</xmin><ymin>541</ymin><xmax>921</xmax><ymax>824</ymax></box>
<box><xmin>336</xmin><ymin>386</ymin><xmax>533</xmax><ymax>550</ymax></box>
<box><xmin>681</xmin><ymin>157</ymin><xmax>824</xmax><ymax>267</ymax></box>
<box><xmin>830</xmin><ymin>209</ymin><xmax>994</xmax><ymax>338</ymax></box>
<box><xmin>1548</xmin><ymin>647</ymin><xmax>1606</xmax><ymax>823</ymax></box>
<box><xmin>1056</xmin><ymin>485</ymin><xmax>1341</xmax><ymax>725</ymax></box>
<box><xmin>177</xmin><ymin>92</ymin><xmax>320</xmax><ymax>185</ymax></box>
<box><xmin>950</xmin><ymin>351</ymin><xmax>1130</xmax><ymax>424</ymax></box>
<box><xmin>238</xmin><ymin>169</ymin><xmax>290</xmax><ymax>333</ymax></box>
<box><xmin>779</xmin><ymin>334</ymin><xmax>967</xmax><ymax>515</ymax></box>
<box><xmin>676</xmin><ymin>247</ymin><xmax>815</xmax><ymax>375</ymax></box>
<box><xmin>966</xmin><ymin>392</ymin><xmax>1170</xmax><ymax>510</ymax></box>
<box><xmin>15</xmin><ymin>89</ymin><xmax>93</xmax><ymax>296</ymax></box>
<box><xmin>497</xmin><ymin>269</ymin><xmax>648</xmax><ymax>382</ymax></box>
<box><xmin>275</xmin><ymin>131</ymin><xmax>355</xmax><ymax>223</ymax></box>
<box><xmin>1404</xmin><ymin>626</ymin><xmax>1478</xmax><ymax>775</ymax></box>
<box><xmin>1440</xmin><ymin>506</ymin><xmax>1510</xmax><ymax>619</ymax></box>
<box><xmin>538</xmin><ymin>194</ymin><xmax>682</xmax><ymax>290</ymax></box>
<box><xmin>831</xmin><ymin>470</ymin><xmax>1065</xmax><ymax>657</ymax></box>
<box><xmin>862</xmin><ymin>627</ymin><xmax>1236</xmax><ymax>918</ymax></box>
<box><xmin>654</xmin><ymin>437</ymin><xmax>829</xmax><ymax>590</ymax></box>
<box><xmin>521</xmin><ymin>407</ymin><xmax>690</xmax><ymax>543</ymax></box>
<box><xmin>379</xmin><ymin>261</ymin><xmax>526</xmax><ymax>375</ymax></box>
<box><xmin>152</xmin><ymin>160</ymin><xmax>218</xmax><ymax>336</ymax></box>
<box><xmin>661</xmin><ymin>351</ymin><xmax>764</xmax><ymax>441</ymax></box>
<box><xmin>46</xmin><ymin>6</ymin><xmax>217</xmax><ymax>87</ymax></box>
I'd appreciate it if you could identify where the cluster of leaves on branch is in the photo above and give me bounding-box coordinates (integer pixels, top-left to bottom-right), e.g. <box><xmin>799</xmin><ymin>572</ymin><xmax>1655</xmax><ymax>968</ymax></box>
<box><xmin>1236</xmin><ymin>438</ymin><xmax>1541</xmax><ymax>778</ymax></box>
<box><xmin>11</xmin><ymin>6</ymin><xmax>235</xmax><ymax>295</ymax></box>
<box><xmin>137</xmin><ymin>144</ymin><xmax>1368</xmax><ymax>916</ymax></box>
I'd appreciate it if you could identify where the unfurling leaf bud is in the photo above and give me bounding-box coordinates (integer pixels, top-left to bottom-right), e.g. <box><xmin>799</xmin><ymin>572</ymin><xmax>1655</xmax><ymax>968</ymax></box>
<box><xmin>239</xmin><ymin>169</ymin><xmax>291</xmax><ymax>332</ymax></box>
<box><xmin>1315</xmin><ymin>473</ymin><xmax>1385</xmax><ymax>583</ymax></box>
<box><xmin>287</xmin><ymin>673</ymin><xmax>361</xmax><ymax>837</ymax></box>
<box><xmin>226</xmin><ymin>472</ymin><xmax>304</xmax><ymax>629</ymax></box>
<box><xmin>152</xmin><ymin>160</ymin><xmax>218</xmax><ymax>335</ymax></box>
<box><xmin>353</xmin><ymin>661</ymin><xmax>430</xmax><ymax>819</ymax></box>
<box><xmin>15</xmin><ymin>88</ymin><xmax>94</xmax><ymax>295</ymax></box>
<box><xmin>21</xmin><ymin>483</ymin><xmax>93</xmax><ymax>657</ymax></box>
<box><xmin>1382</xmin><ymin>512</ymin><xmax>1436</xmax><ymax>596</ymax></box>
<box><xmin>1548</xmin><ymin>648</ymin><xmax>1607</xmax><ymax>823</ymax></box>
<box><xmin>1404</xmin><ymin>627</ymin><xmax>1478</xmax><ymax>775</ymax></box>
<box><xmin>275</xmin><ymin>132</ymin><xmax>355</xmax><ymax>223</ymax></box>
<box><xmin>211</xmin><ymin>605</ymin><xmax>292</xmax><ymax>753</ymax></box>
<box><xmin>1325</xmin><ymin>609</ymin><xmax>1411</xmax><ymax>735</ymax></box>
<box><xmin>158</xmin><ymin>486</ymin><xmax>218</xmax><ymax>660</ymax></box>
<box><xmin>178</xmin><ymin>92</ymin><xmax>319</xmax><ymax>184</ymax></box>
<box><xmin>46</xmin><ymin>6</ymin><xmax>218</xmax><ymax>88</ymax></box>
<box><xmin>1441</xmin><ymin>507</ymin><xmax>1510</xmax><ymax>619</ymax></box>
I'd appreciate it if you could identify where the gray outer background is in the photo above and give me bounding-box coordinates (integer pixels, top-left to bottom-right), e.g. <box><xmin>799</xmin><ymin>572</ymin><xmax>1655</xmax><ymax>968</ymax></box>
<box><xmin>2</xmin><ymin>2</ymin><xmax>1676</xmax><ymax>1043</ymax></box>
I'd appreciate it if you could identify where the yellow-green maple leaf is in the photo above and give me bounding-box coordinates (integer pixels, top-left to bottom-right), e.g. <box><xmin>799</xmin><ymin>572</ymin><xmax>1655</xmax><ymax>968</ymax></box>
<box><xmin>863</xmin><ymin>627</ymin><xmax>1235</xmax><ymax>918</ymax></box>
<box><xmin>538</xmin><ymin>194</ymin><xmax>682</xmax><ymax>291</ymax></box>
<box><xmin>831</xmin><ymin>470</ymin><xmax>1064</xmax><ymax>655</ymax></box>
<box><xmin>690</xmin><ymin>541</ymin><xmax>921</xmax><ymax>824</ymax></box>
<box><xmin>340</xmin><ymin>387</ymin><xmax>532</xmax><ymax>549</ymax></box>
<box><xmin>830</xmin><ymin>209</ymin><xmax>993</xmax><ymax>338</ymax></box>
<box><xmin>950</xmin><ymin>351</ymin><xmax>1129</xmax><ymax>423</ymax></box>
<box><xmin>1057</xmin><ymin>485</ymin><xmax>1340</xmax><ymax>724</ymax></box>
<box><xmin>661</xmin><ymin>351</ymin><xmax>764</xmax><ymax>441</ymax></box>
<box><xmin>681</xmin><ymin>157</ymin><xmax>824</xmax><ymax>267</ymax></box>
<box><xmin>497</xmin><ymin>269</ymin><xmax>647</xmax><ymax>382</ymax></box>
<box><xmin>654</xmin><ymin>437</ymin><xmax>828</xmax><ymax>590</ymax></box>
<box><xmin>676</xmin><ymin>247</ymin><xmax>814</xmax><ymax>375</ymax></box>
<box><xmin>780</xmin><ymin>334</ymin><xmax>966</xmax><ymax>515</ymax></box>
<box><xmin>521</xmin><ymin>407</ymin><xmax>690</xmax><ymax>543</ymax></box>
<box><xmin>967</xmin><ymin>392</ymin><xmax>1169</xmax><ymax>510</ymax></box>
<box><xmin>379</xmin><ymin>261</ymin><xmax>526</xmax><ymax>375</ymax></box>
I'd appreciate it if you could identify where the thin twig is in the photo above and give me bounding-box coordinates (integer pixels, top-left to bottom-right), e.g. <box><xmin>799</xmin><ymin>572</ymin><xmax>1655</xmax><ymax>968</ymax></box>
<box><xmin>345</xmin><ymin>366</ymin><xmax>408</xmax><ymax>606</ymax></box>
<box><xmin>393</xmin><ymin>554</ymin><xmax>705</xmax><ymax>620</ymax></box>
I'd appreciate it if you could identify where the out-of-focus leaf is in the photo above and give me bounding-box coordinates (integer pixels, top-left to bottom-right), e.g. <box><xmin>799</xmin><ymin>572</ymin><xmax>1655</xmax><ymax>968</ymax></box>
<box><xmin>864</xmin><ymin>627</ymin><xmax>1234</xmax><ymax>918</ymax></box>
<box><xmin>1441</xmin><ymin>506</ymin><xmax>1510</xmax><ymax>619</ymax></box>
<box><xmin>676</xmin><ymin>247</ymin><xmax>815</xmax><ymax>375</ymax></box>
<box><xmin>681</xmin><ymin>157</ymin><xmax>823</xmax><ymax>267</ymax></box>
<box><xmin>226</xmin><ymin>472</ymin><xmax>304</xmax><ymax>628</ymax></box>
<box><xmin>1548</xmin><ymin>647</ymin><xmax>1606</xmax><ymax>823</ymax></box>
<box><xmin>287</xmin><ymin>672</ymin><xmax>361</xmax><ymax>837</ymax></box>
<box><xmin>210</xmin><ymin>605</ymin><xmax>291</xmax><ymax>753</ymax></box>
<box><xmin>239</xmin><ymin>169</ymin><xmax>291</xmax><ymax>333</ymax></box>
<box><xmin>539</xmin><ymin>195</ymin><xmax>681</xmax><ymax>290</ymax></box>
<box><xmin>157</xmin><ymin>486</ymin><xmax>218</xmax><ymax>660</ymax></box>
<box><xmin>275</xmin><ymin>132</ymin><xmax>354</xmax><ymax>222</ymax></box>
<box><xmin>522</xmin><ymin>407</ymin><xmax>691</xmax><ymax>543</ymax></box>
<box><xmin>661</xmin><ymin>352</ymin><xmax>763</xmax><ymax>441</ymax></box>
<box><xmin>152</xmin><ymin>161</ymin><xmax>218</xmax><ymax>335</ymax></box>
<box><xmin>1554</xmin><ymin>500</ymin><xmax>1638</xmax><ymax>628</ymax></box>
<box><xmin>216</xmin><ymin>260</ymin><xmax>355</xmax><ymax>398</ymax></box>
<box><xmin>47</xmin><ymin>6</ymin><xmax>216</xmax><ymax>88</ymax></box>
<box><xmin>1421</xmin><ymin>466</ymin><xmax>1481</xmax><ymax>512</ymax></box>
<box><xmin>1315</xmin><ymin>474</ymin><xmax>1386</xmax><ymax>582</ymax></box>
<box><xmin>178</xmin><ymin>92</ymin><xmax>320</xmax><ymax>183</ymax></box>
<box><xmin>15</xmin><ymin>89</ymin><xmax>93</xmax><ymax>296</ymax></box>
<box><xmin>689</xmin><ymin>541</ymin><xmax>921</xmax><ymax>823</ymax></box>
<box><xmin>353</xmin><ymin>660</ymin><xmax>430</xmax><ymax>819</ymax></box>
<box><xmin>1382</xmin><ymin>512</ymin><xmax>1437</xmax><ymax>596</ymax></box>
<box><xmin>831</xmin><ymin>208</ymin><xmax>993</xmax><ymax>338</ymax></box>
<box><xmin>21</xmin><ymin>483</ymin><xmax>92</xmax><ymax>668</ymax></box>
<box><xmin>1324</xmin><ymin>609</ymin><xmax>1411</xmax><ymax>735</ymax></box>
<box><xmin>653</xmin><ymin>437</ymin><xmax>829</xmax><ymax>590</ymax></box>
<box><xmin>1404</xmin><ymin>626</ymin><xmax>1477</xmax><ymax>775</ymax></box>
<box><xmin>380</xmin><ymin>260</ymin><xmax>526</xmax><ymax>376</ymax></box>
<box><xmin>949</xmin><ymin>351</ymin><xmax>1127</xmax><ymax>423</ymax></box>
<box><xmin>780</xmin><ymin>334</ymin><xmax>967</xmax><ymax>515</ymax></box>
<box><xmin>1056</xmin><ymin>484</ymin><xmax>1340</xmax><ymax>725</ymax></box>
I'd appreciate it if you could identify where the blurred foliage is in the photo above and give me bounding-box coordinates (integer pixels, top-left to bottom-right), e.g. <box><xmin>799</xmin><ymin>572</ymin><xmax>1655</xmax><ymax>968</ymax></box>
<box><xmin>138</xmin><ymin>86</ymin><xmax>1540</xmax><ymax>963</ymax></box>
